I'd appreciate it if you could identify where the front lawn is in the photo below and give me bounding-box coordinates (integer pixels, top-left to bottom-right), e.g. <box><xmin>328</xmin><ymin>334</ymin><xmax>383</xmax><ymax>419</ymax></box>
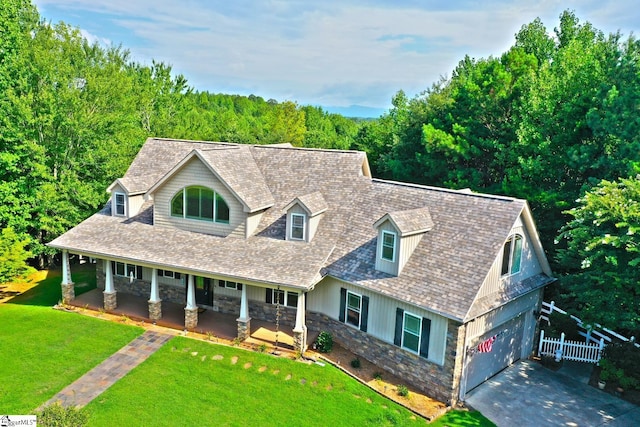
<box><xmin>0</xmin><ymin>304</ymin><xmax>143</xmax><ymax>413</ymax></box>
<box><xmin>85</xmin><ymin>336</ymin><xmax>424</xmax><ymax>426</ymax></box>
<box><xmin>430</xmin><ymin>409</ymin><xmax>495</xmax><ymax>426</ymax></box>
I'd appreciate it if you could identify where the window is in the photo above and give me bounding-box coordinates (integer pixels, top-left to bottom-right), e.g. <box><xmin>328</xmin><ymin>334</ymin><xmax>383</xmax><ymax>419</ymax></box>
<box><xmin>501</xmin><ymin>234</ymin><xmax>523</xmax><ymax>276</ymax></box>
<box><xmin>339</xmin><ymin>288</ymin><xmax>369</xmax><ymax>332</ymax></box>
<box><xmin>114</xmin><ymin>193</ymin><xmax>126</xmax><ymax>216</ymax></box>
<box><xmin>394</xmin><ymin>308</ymin><xmax>431</xmax><ymax>358</ymax></box>
<box><xmin>219</xmin><ymin>280</ymin><xmax>242</xmax><ymax>290</ymax></box>
<box><xmin>159</xmin><ymin>270</ymin><xmax>181</xmax><ymax>280</ymax></box>
<box><xmin>171</xmin><ymin>186</ymin><xmax>230</xmax><ymax>224</ymax></box>
<box><xmin>266</xmin><ymin>289</ymin><xmax>298</xmax><ymax>308</ymax></box>
<box><xmin>381</xmin><ymin>230</ymin><xmax>396</xmax><ymax>261</ymax></box>
<box><xmin>290</xmin><ymin>213</ymin><xmax>305</xmax><ymax>240</ymax></box>
<box><xmin>113</xmin><ymin>262</ymin><xmax>142</xmax><ymax>279</ymax></box>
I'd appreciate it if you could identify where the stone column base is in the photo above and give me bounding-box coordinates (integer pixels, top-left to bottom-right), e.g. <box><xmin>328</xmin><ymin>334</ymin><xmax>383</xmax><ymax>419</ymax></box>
<box><xmin>185</xmin><ymin>307</ymin><xmax>198</xmax><ymax>330</ymax></box>
<box><xmin>293</xmin><ymin>329</ymin><xmax>306</xmax><ymax>354</ymax></box>
<box><xmin>61</xmin><ymin>283</ymin><xmax>75</xmax><ymax>304</ymax></box>
<box><xmin>148</xmin><ymin>300</ymin><xmax>162</xmax><ymax>322</ymax></box>
<box><xmin>237</xmin><ymin>318</ymin><xmax>251</xmax><ymax>341</ymax></box>
<box><xmin>104</xmin><ymin>291</ymin><xmax>117</xmax><ymax>311</ymax></box>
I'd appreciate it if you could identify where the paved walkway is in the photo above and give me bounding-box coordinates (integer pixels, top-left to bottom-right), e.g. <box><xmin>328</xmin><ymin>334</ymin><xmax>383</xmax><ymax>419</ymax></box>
<box><xmin>466</xmin><ymin>360</ymin><xmax>640</xmax><ymax>426</ymax></box>
<box><xmin>40</xmin><ymin>330</ymin><xmax>172</xmax><ymax>408</ymax></box>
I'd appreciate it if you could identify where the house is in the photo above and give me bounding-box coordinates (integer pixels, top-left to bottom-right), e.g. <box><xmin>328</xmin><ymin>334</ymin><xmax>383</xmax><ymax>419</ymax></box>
<box><xmin>48</xmin><ymin>138</ymin><xmax>554</xmax><ymax>404</ymax></box>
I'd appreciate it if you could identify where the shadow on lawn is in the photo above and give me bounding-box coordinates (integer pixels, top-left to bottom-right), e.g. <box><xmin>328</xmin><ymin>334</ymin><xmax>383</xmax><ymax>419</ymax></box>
<box><xmin>9</xmin><ymin>263</ymin><xmax>97</xmax><ymax>307</ymax></box>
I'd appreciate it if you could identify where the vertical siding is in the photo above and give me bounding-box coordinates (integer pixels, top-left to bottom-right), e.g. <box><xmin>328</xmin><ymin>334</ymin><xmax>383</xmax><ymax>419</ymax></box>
<box><xmin>477</xmin><ymin>215</ymin><xmax>543</xmax><ymax>299</ymax></box>
<box><xmin>110</xmin><ymin>184</ymin><xmax>125</xmax><ymax>217</ymax></box>
<box><xmin>308</xmin><ymin>214</ymin><xmax>322</xmax><ymax>241</ymax></box>
<box><xmin>466</xmin><ymin>290</ymin><xmax>540</xmax><ymax>340</ymax></box>
<box><xmin>308</xmin><ymin>277</ymin><xmax>448</xmax><ymax>365</ymax></box>
<box><xmin>285</xmin><ymin>205</ymin><xmax>307</xmax><ymax>241</ymax></box>
<box><xmin>245</xmin><ymin>211</ymin><xmax>264</xmax><ymax>238</ymax></box>
<box><xmin>398</xmin><ymin>232</ymin><xmax>423</xmax><ymax>274</ymax></box>
<box><xmin>374</xmin><ymin>221</ymin><xmax>399</xmax><ymax>275</ymax></box>
<box><xmin>128</xmin><ymin>194</ymin><xmax>145</xmax><ymax>217</ymax></box>
<box><xmin>153</xmin><ymin>158</ymin><xmax>246</xmax><ymax>237</ymax></box>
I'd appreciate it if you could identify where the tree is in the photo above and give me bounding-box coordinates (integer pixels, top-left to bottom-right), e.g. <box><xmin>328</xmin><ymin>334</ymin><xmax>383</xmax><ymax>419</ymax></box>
<box><xmin>557</xmin><ymin>176</ymin><xmax>640</xmax><ymax>332</ymax></box>
<box><xmin>0</xmin><ymin>227</ymin><xmax>34</xmax><ymax>283</ymax></box>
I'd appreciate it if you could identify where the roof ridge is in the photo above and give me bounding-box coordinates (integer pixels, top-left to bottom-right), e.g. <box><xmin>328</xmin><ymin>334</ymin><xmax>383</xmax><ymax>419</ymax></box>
<box><xmin>251</xmin><ymin>144</ymin><xmax>364</xmax><ymax>155</ymax></box>
<box><xmin>372</xmin><ymin>178</ymin><xmax>519</xmax><ymax>202</ymax></box>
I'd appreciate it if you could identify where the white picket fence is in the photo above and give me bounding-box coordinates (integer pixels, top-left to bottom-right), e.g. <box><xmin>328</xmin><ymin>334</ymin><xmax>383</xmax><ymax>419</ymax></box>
<box><xmin>538</xmin><ymin>330</ymin><xmax>604</xmax><ymax>363</ymax></box>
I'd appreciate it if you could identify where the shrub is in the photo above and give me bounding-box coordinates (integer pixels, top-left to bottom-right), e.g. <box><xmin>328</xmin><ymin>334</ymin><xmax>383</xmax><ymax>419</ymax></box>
<box><xmin>350</xmin><ymin>358</ymin><xmax>361</xmax><ymax>369</ymax></box>
<box><xmin>315</xmin><ymin>331</ymin><xmax>333</xmax><ymax>353</ymax></box>
<box><xmin>542</xmin><ymin>311</ymin><xmax>582</xmax><ymax>340</ymax></box>
<box><xmin>373</xmin><ymin>372</ymin><xmax>383</xmax><ymax>381</ymax></box>
<box><xmin>396</xmin><ymin>384</ymin><xmax>409</xmax><ymax>397</ymax></box>
<box><xmin>37</xmin><ymin>403</ymin><xmax>88</xmax><ymax>427</ymax></box>
<box><xmin>600</xmin><ymin>341</ymin><xmax>640</xmax><ymax>390</ymax></box>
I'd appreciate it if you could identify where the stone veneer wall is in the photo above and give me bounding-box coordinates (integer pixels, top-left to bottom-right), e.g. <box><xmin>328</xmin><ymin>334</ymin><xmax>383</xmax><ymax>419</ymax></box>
<box><xmin>306</xmin><ymin>311</ymin><xmax>464</xmax><ymax>405</ymax></box>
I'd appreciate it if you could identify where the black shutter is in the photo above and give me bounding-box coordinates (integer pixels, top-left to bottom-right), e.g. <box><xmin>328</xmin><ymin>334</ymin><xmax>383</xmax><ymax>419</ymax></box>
<box><xmin>265</xmin><ymin>288</ymin><xmax>272</xmax><ymax>304</ymax></box>
<box><xmin>338</xmin><ymin>288</ymin><xmax>347</xmax><ymax>322</ymax></box>
<box><xmin>394</xmin><ymin>308</ymin><xmax>404</xmax><ymax>346</ymax></box>
<box><xmin>419</xmin><ymin>318</ymin><xmax>431</xmax><ymax>359</ymax></box>
<box><xmin>136</xmin><ymin>265</ymin><xmax>143</xmax><ymax>279</ymax></box>
<box><xmin>237</xmin><ymin>283</ymin><xmax>243</xmax><ymax>291</ymax></box>
<box><xmin>219</xmin><ymin>280</ymin><xmax>225</xmax><ymax>288</ymax></box>
<box><xmin>360</xmin><ymin>296</ymin><xmax>369</xmax><ymax>332</ymax></box>
<box><xmin>110</xmin><ymin>261</ymin><xmax>115</xmax><ymax>274</ymax></box>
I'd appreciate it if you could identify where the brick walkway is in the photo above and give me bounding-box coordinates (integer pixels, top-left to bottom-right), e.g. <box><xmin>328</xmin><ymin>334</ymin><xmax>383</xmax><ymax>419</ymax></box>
<box><xmin>40</xmin><ymin>330</ymin><xmax>172</xmax><ymax>409</ymax></box>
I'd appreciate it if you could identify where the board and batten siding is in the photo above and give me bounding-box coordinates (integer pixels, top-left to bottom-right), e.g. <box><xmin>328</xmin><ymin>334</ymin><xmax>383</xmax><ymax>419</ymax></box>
<box><xmin>308</xmin><ymin>277</ymin><xmax>448</xmax><ymax>365</ymax></box>
<box><xmin>374</xmin><ymin>221</ymin><xmax>399</xmax><ymax>275</ymax></box>
<box><xmin>477</xmin><ymin>215</ymin><xmax>544</xmax><ymax>299</ymax></box>
<box><xmin>286</xmin><ymin>204</ymin><xmax>307</xmax><ymax>241</ymax></box>
<box><xmin>153</xmin><ymin>157</ymin><xmax>247</xmax><ymax>237</ymax></box>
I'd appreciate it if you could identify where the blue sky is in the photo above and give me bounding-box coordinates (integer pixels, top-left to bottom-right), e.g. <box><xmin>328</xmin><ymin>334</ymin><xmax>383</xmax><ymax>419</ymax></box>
<box><xmin>33</xmin><ymin>0</ymin><xmax>640</xmax><ymax>115</ymax></box>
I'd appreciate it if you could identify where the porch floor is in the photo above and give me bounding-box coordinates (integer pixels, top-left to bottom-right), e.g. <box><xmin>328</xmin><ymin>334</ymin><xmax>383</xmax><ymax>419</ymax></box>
<box><xmin>70</xmin><ymin>289</ymin><xmax>311</xmax><ymax>351</ymax></box>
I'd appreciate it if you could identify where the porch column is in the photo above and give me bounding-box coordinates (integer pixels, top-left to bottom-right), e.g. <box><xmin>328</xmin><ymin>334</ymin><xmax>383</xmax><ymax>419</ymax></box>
<box><xmin>60</xmin><ymin>250</ymin><xmax>75</xmax><ymax>303</ymax></box>
<box><xmin>103</xmin><ymin>259</ymin><xmax>117</xmax><ymax>311</ymax></box>
<box><xmin>293</xmin><ymin>292</ymin><xmax>307</xmax><ymax>353</ymax></box>
<box><xmin>184</xmin><ymin>275</ymin><xmax>198</xmax><ymax>329</ymax></box>
<box><xmin>236</xmin><ymin>283</ymin><xmax>251</xmax><ymax>341</ymax></box>
<box><xmin>148</xmin><ymin>268</ymin><xmax>162</xmax><ymax>322</ymax></box>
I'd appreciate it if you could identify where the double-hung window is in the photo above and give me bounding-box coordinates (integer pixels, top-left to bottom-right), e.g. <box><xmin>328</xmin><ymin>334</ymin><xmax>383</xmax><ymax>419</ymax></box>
<box><xmin>501</xmin><ymin>234</ymin><xmax>523</xmax><ymax>276</ymax></box>
<box><xmin>290</xmin><ymin>213</ymin><xmax>305</xmax><ymax>240</ymax></box>
<box><xmin>402</xmin><ymin>312</ymin><xmax>421</xmax><ymax>353</ymax></box>
<box><xmin>394</xmin><ymin>308</ymin><xmax>430</xmax><ymax>359</ymax></box>
<box><xmin>339</xmin><ymin>288</ymin><xmax>369</xmax><ymax>332</ymax></box>
<box><xmin>114</xmin><ymin>193</ymin><xmax>126</xmax><ymax>216</ymax></box>
<box><xmin>266</xmin><ymin>289</ymin><xmax>298</xmax><ymax>308</ymax></box>
<box><xmin>346</xmin><ymin>291</ymin><xmax>362</xmax><ymax>328</ymax></box>
<box><xmin>381</xmin><ymin>230</ymin><xmax>396</xmax><ymax>261</ymax></box>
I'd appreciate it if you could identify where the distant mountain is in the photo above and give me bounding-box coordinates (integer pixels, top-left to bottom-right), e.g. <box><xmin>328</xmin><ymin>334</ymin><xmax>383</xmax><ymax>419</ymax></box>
<box><xmin>322</xmin><ymin>105</ymin><xmax>386</xmax><ymax>119</ymax></box>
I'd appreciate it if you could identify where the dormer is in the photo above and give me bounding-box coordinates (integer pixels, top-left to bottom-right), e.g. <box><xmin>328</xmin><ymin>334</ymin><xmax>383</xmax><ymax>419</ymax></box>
<box><xmin>284</xmin><ymin>191</ymin><xmax>328</xmax><ymax>242</ymax></box>
<box><xmin>373</xmin><ymin>207</ymin><xmax>434</xmax><ymax>275</ymax></box>
<box><xmin>107</xmin><ymin>178</ymin><xmax>146</xmax><ymax>218</ymax></box>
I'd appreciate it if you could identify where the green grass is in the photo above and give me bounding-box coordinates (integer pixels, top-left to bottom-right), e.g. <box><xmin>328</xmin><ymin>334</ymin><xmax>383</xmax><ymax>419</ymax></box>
<box><xmin>84</xmin><ymin>337</ymin><xmax>424</xmax><ymax>426</ymax></box>
<box><xmin>0</xmin><ymin>304</ymin><xmax>143</xmax><ymax>413</ymax></box>
<box><xmin>430</xmin><ymin>410</ymin><xmax>495</xmax><ymax>426</ymax></box>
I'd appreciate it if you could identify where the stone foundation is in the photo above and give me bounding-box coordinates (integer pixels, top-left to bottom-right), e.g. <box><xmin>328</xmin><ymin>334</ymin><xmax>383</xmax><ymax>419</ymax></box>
<box><xmin>293</xmin><ymin>329</ymin><xmax>306</xmax><ymax>353</ymax></box>
<box><xmin>149</xmin><ymin>300</ymin><xmax>162</xmax><ymax>321</ymax></box>
<box><xmin>103</xmin><ymin>291</ymin><xmax>117</xmax><ymax>311</ymax></box>
<box><xmin>185</xmin><ymin>307</ymin><xmax>198</xmax><ymax>330</ymax></box>
<box><xmin>61</xmin><ymin>283</ymin><xmax>75</xmax><ymax>303</ymax></box>
<box><xmin>237</xmin><ymin>318</ymin><xmax>251</xmax><ymax>341</ymax></box>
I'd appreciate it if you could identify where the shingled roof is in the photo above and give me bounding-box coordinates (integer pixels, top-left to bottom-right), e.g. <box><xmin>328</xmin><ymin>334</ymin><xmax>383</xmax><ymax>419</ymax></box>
<box><xmin>49</xmin><ymin>138</ymin><xmax>551</xmax><ymax>322</ymax></box>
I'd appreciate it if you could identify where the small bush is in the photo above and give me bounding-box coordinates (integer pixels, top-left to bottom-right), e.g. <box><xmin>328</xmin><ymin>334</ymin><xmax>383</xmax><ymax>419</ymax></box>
<box><xmin>396</xmin><ymin>384</ymin><xmax>409</xmax><ymax>397</ymax></box>
<box><xmin>373</xmin><ymin>372</ymin><xmax>383</xmax><ymax>380</ymax></box>
<box><xmin>543</xmin><ymin>311</ymin><xmax>582</xmax><ymax>340</ymax></box>
<box><xmin>315</xmin><ymin>331</ymin><xmax>333</xmax><ymax>353</ymax></box>
<box><xmin>37</xmin><ymin>403</ymin><xmax>88</xmax><ymax>427</ymax></box>
<box><xmin>350</xmin><ymin>358</ymin><xmax>361</xmax><ymax>369</ymax></box>
<box><xmin>601</xmin><ymin>341</ymin><xmax>640</xmax><ymax>390</ymax></box>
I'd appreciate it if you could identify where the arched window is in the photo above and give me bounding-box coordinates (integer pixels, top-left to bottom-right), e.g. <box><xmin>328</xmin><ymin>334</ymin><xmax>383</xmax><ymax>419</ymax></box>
<box><xmin>501</xmin><ymin>234</ymin><xmax>523</xmax><ymax>276</ymax></box>
<box><xmin>171</xmin><ymin>186</ymin><xmax>230</xmax><ymax>224</ymax></box>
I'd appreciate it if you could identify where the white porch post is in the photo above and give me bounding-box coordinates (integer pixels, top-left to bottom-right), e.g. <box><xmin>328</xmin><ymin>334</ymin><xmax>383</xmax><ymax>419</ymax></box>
<box><xmin>148</xmin><ymin>268</ymin><xmax>162</xmax><ymax>321</ymax></box>
<box><xmin>103</xmin><ymin>259</ymin><xmax>117</xmax><ymax>310</ymax></box>
<box><xmin>236</xmin><ymin>284</ymin><xmax>251</xmax><ymax>341</ymax></box>
<box><xmin>293</xmin><ymin>292</ymin><xmax>307</xmax><ymax>353</ymax></box>
<box><xmin>184</xmin><ymin>274</ymin><xmax>198</xmax><ymax>330</ymax></box>
<box><xmin>60</xmin><ymin>250</ymin><xmax>74</xmax><ymax>303</ymax></box>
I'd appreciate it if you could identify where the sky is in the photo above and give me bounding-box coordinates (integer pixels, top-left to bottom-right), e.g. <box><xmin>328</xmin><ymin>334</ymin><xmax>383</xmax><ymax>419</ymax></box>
<box><xmin>33</xmin><ymin>0</ymin><xmax>640</xmax><ymax>117</ymax></box>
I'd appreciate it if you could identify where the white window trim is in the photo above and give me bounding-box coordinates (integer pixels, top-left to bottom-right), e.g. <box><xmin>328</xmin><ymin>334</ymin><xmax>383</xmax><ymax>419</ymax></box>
<box><xmin>171</xmin><ymin>187</ymin><xmax>230</xmax><ymax>224</ymax></box>
<box><xmin>345</xmin><ymin>290</ymin><xmax>362</xmax><ymax>329</ymax></box>
<box><xmin>114</xmin><ymin>192</ymin><xmax>126</xmax><ymax>217</ymax></box>
<box><xmin>290</xmin><ymin>213</ymin><xmax>306</xmax><ymax>240</ymax></box>
<box><xmin>381</xmin><ymin>230</ymin><xmax>397</xmax><ymax>262</ymax></box>
<box><xmin>223</xmin><ymin>280</ymin><xmax>238</xmax><ymax>290</ymax></box>
<box><xmin>501</xmin><ymin>234</ymin><xmax>523</xmax><ymax>278</ymax></box>
<box><xmin>271</xmin><ymin>289</ymin><xmax>299</xmax><ymax>307</ymax></box>
<box><xmin>114</xmin><ymin>262</ymin><xmax>140</xmax><ymax>279</ymax></box>
<box><xmin>402</xmin><ymin>311</ymin><xmax>422</xmax><ymax>354</ymax></box>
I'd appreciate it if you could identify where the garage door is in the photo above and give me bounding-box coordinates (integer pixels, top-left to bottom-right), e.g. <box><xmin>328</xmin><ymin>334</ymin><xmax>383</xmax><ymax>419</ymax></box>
<box><xmin>465</xmin><ymin>314</ymin><xmax>525</xmax><ymax>392</ymax></box>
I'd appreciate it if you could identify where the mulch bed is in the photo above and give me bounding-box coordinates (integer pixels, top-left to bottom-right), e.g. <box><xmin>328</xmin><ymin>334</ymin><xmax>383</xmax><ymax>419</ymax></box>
<box><xmin>589</xmin><ymin>365</ymin><xmax>640</xmax><ymax>406</ymax></box>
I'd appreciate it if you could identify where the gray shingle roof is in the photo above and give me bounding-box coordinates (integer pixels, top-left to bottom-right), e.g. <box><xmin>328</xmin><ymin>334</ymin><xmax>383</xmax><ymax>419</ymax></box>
<box><xmin>49</xmin><ymin>138</ymin><xmax>551</xmax><ymax>321</ymax></box>
<box><xmin>374</xmin><ymin>207</ymin><xmax>434</xmax><ymax>236</ymax></box>
<box><xmin>284</xmin><ymin>191</ymin><xmax>328</xmax><ymax>217</ymax></box>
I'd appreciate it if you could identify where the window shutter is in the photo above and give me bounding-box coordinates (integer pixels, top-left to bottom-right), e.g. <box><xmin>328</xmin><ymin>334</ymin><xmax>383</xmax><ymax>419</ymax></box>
<box><xmin>360</xmin><ymin>295</ymin><xmax>369</xmax><ymax>332</ymax></box>
<box><xmin>265</xmin><ymin>288</ymin><xmax>272</xmax><ymax>304</ymax></box>
<box><xmin>110</xmin><ymin>261</ymin><xmax>115</xmax><ymax>274</ymax></box>
<box><xmin>237</xmin><ymin>283</ymin><xmax>243</xmax><ymax>291</ymax></box>
<box><xmin>394</xmin><ymin>308</ymin><xmax>404</xmax><ymax>346</ymax></box>
<box><xmin>419</xmin><ymin>318</ymin><xmax>431</xmax><ymax>359</ymax></box>
<box><xmin>136</xmin><ymin>265</ymin><xmax>143</xmax><ymax>279</ymax></box>
<box><xmin>338</xmin><ymin>288</ymin><xmax>347</xmax><ymax>322</ymax></box>
<box><xmin>175</xmin><ymin>272</ymin><xmax>182</xmax><ymax>280</ymax></box>
<box><xmin>219</xmin><ymin>280</ymin><xmax>225</xmax><ymax>288</ymax></box>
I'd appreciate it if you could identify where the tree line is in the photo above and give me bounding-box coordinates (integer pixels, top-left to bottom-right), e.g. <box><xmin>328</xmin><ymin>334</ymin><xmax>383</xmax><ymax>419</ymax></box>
<box><xmin>1</xmin><ymin>2</ymin><xmax>638</xmax><ymax>333</ymax></box>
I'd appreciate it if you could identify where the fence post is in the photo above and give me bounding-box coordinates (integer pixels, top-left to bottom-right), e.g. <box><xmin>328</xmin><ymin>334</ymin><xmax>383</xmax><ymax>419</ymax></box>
<box><xmin>538</xmin><ymin>329</ymin><xmax>545</xmax><ymax>356</ymax></box>
<box><xmin>585</xmin><ymin>327</ymin><xmax>591</xmax><ymax>344</ymax></box>
<box><xmin>549</xmin><ymin>300</ymin><xmax>555</xmax><ymax>314</ymax></box>
<box><xmin>555</xmin><ymin>332</ymin><xmax>565</xmax><ymax>362</ymax></box>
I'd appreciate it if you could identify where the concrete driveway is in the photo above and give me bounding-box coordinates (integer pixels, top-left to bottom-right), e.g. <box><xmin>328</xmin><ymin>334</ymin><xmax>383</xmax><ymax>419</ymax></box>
<box><xmin>465</xmin><ymin>359</ymin><xmax>640</xmax><ymax>426</ymax></box>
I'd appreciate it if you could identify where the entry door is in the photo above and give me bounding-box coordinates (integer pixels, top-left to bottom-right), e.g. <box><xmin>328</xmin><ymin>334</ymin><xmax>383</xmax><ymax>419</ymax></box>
<box><xmin>194</xmin><ymin>276</ymin><xmax>213</xmax><ymax>306</ymax></box>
